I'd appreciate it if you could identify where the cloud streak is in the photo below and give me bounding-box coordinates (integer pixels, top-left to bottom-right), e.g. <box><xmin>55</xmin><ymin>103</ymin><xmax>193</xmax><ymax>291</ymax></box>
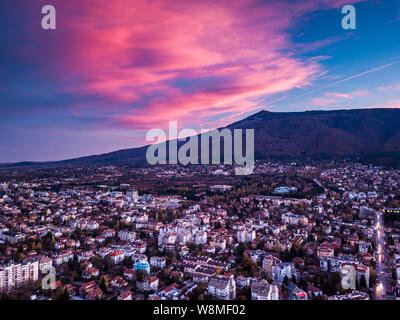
<box><xmin>1</xmin><ymin>0</ymin><xmax>360</xmax><ymax>132</ymax></box>
<box><xmin>291</xmin><ymin>59</ymin><xmax>400</xmax><ymax>100</ymax></box>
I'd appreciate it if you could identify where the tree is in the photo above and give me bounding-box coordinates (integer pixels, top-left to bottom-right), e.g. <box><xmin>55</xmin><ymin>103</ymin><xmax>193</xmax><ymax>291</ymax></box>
<box><xmin>241</xmin><ymin>255</ymin><xmax>258</xmax><ymax>277</ymax></box>
<box><xmin>369</xmin><ymin>268</ymin><xmax>377</xmax><ymax>288</ymax></box>
<box><xmin>136</xmin><ymin>269</ymin><xmax>147</xmax><ymax>282</ymax></box>
<box><xmin>282</xmin><ymin>249</ymin><xmax>291</xmax><ymax>262</ymax></box>
<box><xmin>113</xmin><ymin>220</ymin><xmax>121</xmax><ymax>232</ymax></box>
<box><xmin>99</xmin><ymin>278</ymin><xmax>108</xmax><ymax>292</ymax></box>
<box><xmin>359</xmin><ymin>275</ymin><xmax>367</xmax><ymax>289</ymax></box>
<box><xmin>321</xmin><ymin>272</ymin><xmax>342</xmax><ymax>295</ymax></box>
<box><xmin>283</xmin><ymin>276</ymin><xmax>289</xmax><ymax>287</ymax></box>
<box><xmin>55</xmin><ymin>287</ymin><xmax>69</xmax><ymax>300</ymax></box>
<box><xmin>17</xmin><ymin>253</ymin><xmax>26</xmax><ymax>262</ymax></box>
<box><xmin>234</xmin><ymin>243</ymin><xmax>246</xmax><ymax>263</ymax></box>
<box><xmin>103</xmin><ymin>256</ymin><xmax>114</xmax><ymax>272</ymax></box>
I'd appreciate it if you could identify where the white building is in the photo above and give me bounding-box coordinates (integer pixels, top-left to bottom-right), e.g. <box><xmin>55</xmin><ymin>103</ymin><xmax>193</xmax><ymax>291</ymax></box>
<box><xmin>0</xmin><ymin>261</ymin><xmax>39</xmax><ymax>291</ymax></box>
<box><xmin>281</xmin><ymin>213</ymin><xmax>308</xmax><ymax>226</ymax></box>
<box><xmin>263</xmin><ymin>255</ymin><xmax>281</xmax><ymax>275</ymax></box>
<box><xmin>273</xmin><ymin>262</ymin><xmax>296</xmax><ymax>283</ymax></box>
<box><xmin>119</xmin><ymin>230</ymin><xmax>136</xmax><ymax>242</ymax></box>
<box><xmin>0</xmin><ymin>231</ymin><xmax>25</xmax><ymax>244</ymax></box>
<box><xmin>237</xmin><ymin>228</ymin><xmax>256</xmax><ymax>243</ymax></box>
<box><xmin>158</xmin><ymin>232</ymin><xmax>177</xmax><ymax>247</ymax></box>
<box><xmin>150</xmin><ymin>256</ymin><xmax>167</xmax><ymax>269</ymax></box>
<box><xmin>126</xmin><ymin>190</ymin><xmax>139</xmax><ymax>203</ymax></box>
<box><xmin>194</xmin><ymin>231</ymin><xmax>207</xmax><ymax>245</ymax></box>
<box><xmin>53</xmin><ymin>249</ymin><xmax>74</xmax><ymax>265</ymax></box>
<box><xmin>136</xmin><ymin>276</ymin><xmax>159</xmax><ymax>292</ymax></box>
<box><xmin>208</xmin><ymin>274</ymin><xmax>236</xmax><ymax>300</ymax></box>
<box><xmin>110</xmin><ymin>250</ymin><xmax>125</xmax><ymax>264</ymax></box>
<box><xmin>178</xmin><ymin>230</ymin><xmax>192</xmax><ymax>245</ymax></box>
<box><xmin>251</xmin><ymin>280</ymin><xmax>279</xmax><ymax>300</ymax></box>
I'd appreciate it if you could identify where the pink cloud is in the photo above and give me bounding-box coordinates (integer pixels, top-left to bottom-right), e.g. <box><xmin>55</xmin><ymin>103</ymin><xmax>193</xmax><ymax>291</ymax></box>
<box><xmin>325</xmin><ymin>92</ymin><xmax>352</xmax><ymax>99</ymax></box>
<box><xmin>366</xmin><ymin>99</ymin><xmax>400</xmax><ymax>109</ymax></box>
<box><xmin>312</xmin><ymin>97</ymin><xmax>340</xmax><ymax>106</ymax></box>
<box><xmin>376</xmin><ymin>83</ymin><xmax>400</xmax><ymax>91</ymax></box>
<box><xmin>27</xmin><ymin>0</ymin><xmax>364</xmax><ymax>131</ymax></box>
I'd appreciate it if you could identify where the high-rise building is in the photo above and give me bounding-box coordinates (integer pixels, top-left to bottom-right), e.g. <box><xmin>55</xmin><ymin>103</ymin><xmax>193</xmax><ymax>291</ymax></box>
<box><xmin>0</xmin><ymin>261</ymin><xmax>39</xmax><ymax>291</ymax></box>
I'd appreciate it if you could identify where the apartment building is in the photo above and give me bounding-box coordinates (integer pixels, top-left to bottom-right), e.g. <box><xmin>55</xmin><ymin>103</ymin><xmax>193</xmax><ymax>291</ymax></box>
<box><xmin>0</xmin><ymin>261</ymin><xmax>39</xmax><ymax>291</ymax></box>
<box><xmin>208</xmin><ymin>274</ymin><xmax>236</xmax><ymax>300</ymax></box>
<box><xmin>251</xmin><ymin>280</ymin><xmax>279</xmax><ymax>300</ymax></box>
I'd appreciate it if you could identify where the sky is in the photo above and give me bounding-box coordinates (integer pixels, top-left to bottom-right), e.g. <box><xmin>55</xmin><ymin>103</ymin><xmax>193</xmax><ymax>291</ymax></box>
<box><xmin>0</xmin><ymin>0</ymin><xmax>400</xmax><ymax>162</ymax></box>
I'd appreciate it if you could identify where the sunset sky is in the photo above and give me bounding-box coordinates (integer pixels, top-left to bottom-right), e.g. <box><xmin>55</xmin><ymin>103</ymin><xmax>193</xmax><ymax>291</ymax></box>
<box><xmin>1</xmin><ymin>0</ymin><xmax>400</xmax><ymax>162</ymax></box>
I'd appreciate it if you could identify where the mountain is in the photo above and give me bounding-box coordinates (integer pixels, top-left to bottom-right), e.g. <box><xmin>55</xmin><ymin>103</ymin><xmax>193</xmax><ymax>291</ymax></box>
<box><xmin>228</xmin><ymin>108</ymin><xmax>400</xmax><ymax>159</ymax></box>
<box><xmin>4</xmin><ymin>108</ymin><xmax>400</xmax><ymax>168</ymax></box>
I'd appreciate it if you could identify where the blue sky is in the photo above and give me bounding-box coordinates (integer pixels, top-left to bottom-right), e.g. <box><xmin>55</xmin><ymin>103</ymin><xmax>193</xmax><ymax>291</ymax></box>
<box><xmin>0</xmin><ymin>0</ymin><xmax>399</xmax><ymax>162</ymax></box>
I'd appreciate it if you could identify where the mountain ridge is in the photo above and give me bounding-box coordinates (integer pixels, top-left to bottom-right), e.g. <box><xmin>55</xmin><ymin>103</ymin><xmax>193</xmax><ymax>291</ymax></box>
<box><xmin>3</xmin><ymin>108</ymin><xmax>400</xmax><ymax>168</ymax></box>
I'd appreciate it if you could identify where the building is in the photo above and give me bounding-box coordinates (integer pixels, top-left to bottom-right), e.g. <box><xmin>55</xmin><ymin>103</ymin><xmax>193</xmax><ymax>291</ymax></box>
<box><xmin>150</xmin><ymin>256</ymin><xmax>166</xmax><ymax>269</ymax></box>
<box><xmin>118</xmin><ymin>290</ymin><xmax>132</xmax><ymax>300</ymax></box>
<box><xmin>133</xmin><ymin>256</ymin><xmax>150</xmax><ymax>274</ymax></box>
<box><xmin>110</xmin><ymin>250</ymin><xmax>125</xmax><ymax>264</ymax></box>
<box><xmin>0</xmin><ymin>261</ymin><xmax>39</xmax><ymax>291</ymax></box>
<box><xmin>263</xmin><ymin>255</ymin><xmax>281</xmax><ymax>275</ymax></box>
<box><xmin>137</xmin><ymin>276</ymin><xmax>159</xmax><ymax>292</ymax></box>
<box><xmin>274</xmin><ymin>186</ymin><xmax>297</xmax><ymax>195</ymax></box>
<box><xmin>251</xmin><ymin>280</ymin><xmax>279</xmax><ymax>300</ymax></box>
<box><xmin>111</xmin><ymin>276</ymin><xmax>128</xmax><ymax>288</ymax></box>
<box><xmin>209</xmin><ymin>185</ymin><xmax>232</xmax><ymax>192</ymax></box>
<box><xmin>237</xmin><ymin>228</ymin><xmax>256</xmax><ymax>243</ymax></box>
<box><xmin>178</xmin><ymin>230</ymin><xmax>192</xmax><ymax>245</ymax></box>
<box><xmin>119</xmin><ymin>230</ymin><xmax>136</xmax><ymax>241</ymax></box>
<box><xmin>208</xmin><ymin>274</ymin><xmax>236</xmax><ymax>300</ymax></box>
<box><xmin>194</xmin><ymin>230</ymin><xmax>207</xmax><ymax>245</ymax></box>
<box><xmin>320</xmin><ymin>255</ymin><xmax>357</xmax><ymax>272</ymax></box>
<box><xmin>340</xmin><ymin>263</ymin><xmax>370</xmax><ymax>288</ymax></box>
<box><xmin>356</xmin><ymin>264</ymin><xmax>370</xmax><ymax>288</ymax></box>
<box><xmin>317</xmin><ymin>244</ymin><xmax>335</xmax><ymax>258</ymax></box>
<box><xmin>281</xmin><ymin>213</ymin><xmax>308</xmax><ymax>226</ymax></box>
<box><xmin>287</xmin><ymin>283</ymin><xmax>307</xmax><ymax>300</ymax></box>
<box><xmin>126</xmin><ymin>190</ymin><xmax>139</xmax><ymax>203</ymax></box>
<box><xmin>0</xmin><ymin>231</ymin><xmax>25</xmax><ymax>244</ymax></box>
<box><xmin>328</xmin><ymin>290</ymin><xmax>369</xmax><ymax>300</ymax></box>
<box><xmin>236</xmin><ymin>276</ymin><xmax>251</xmax><ymax>288</ymax></box>
<box><xmin>82</xmin><ymin>268</ymin><xmax>100</xmax><ymax>279</ymax></box>
<box><xmin>53</xmin><ymin>249</ymin><xmax>74</xmax><ymax>265</ymax></box>
<box><xmin>396</xmin><ymin>266</ymin><xmax>400</xmax><ymax>281</ymax></box>
<box><xmin>273</xmin><ymin>262</ymin><xmax>296</xmax><ymax>283</ymax></box>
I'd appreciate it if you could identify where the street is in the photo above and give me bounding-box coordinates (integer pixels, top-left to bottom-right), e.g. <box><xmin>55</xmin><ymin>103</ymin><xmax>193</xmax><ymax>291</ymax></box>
<box><xmin>374</xmin><ymin>210</ymin><xmax>391</xmax><ymax>299</ymax></box>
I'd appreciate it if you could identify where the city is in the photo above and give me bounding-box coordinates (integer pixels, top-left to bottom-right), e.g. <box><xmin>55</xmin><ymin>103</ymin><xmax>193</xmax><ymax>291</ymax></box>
<box><xmin>0</xmin><ymin>160</ymin><xmax>399</xmax><ymax>300</ymax></box>
<box><xmin>2</xmin><ymin>0</ymin><xmax>400</xmax><ymax>311</ymax></box>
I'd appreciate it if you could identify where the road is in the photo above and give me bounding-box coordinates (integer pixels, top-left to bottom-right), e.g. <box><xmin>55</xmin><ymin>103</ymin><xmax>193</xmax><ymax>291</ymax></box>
<box><xmin>374</xmin><ymin>209</ymin><xmax>391</xmax><ymax>299</ymax></box>
<box><xmin>313</xmin><ymin>178</ymin><xmax>328</xmax><ymax>194</ymax></box>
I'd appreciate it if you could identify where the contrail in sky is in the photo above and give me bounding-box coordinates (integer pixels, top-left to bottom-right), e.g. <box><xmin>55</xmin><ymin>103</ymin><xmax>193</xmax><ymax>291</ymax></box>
<box><xmin>287</xmin><ymin>57</ymin><xmax>400</xmax><ymax>100</ymax></box>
